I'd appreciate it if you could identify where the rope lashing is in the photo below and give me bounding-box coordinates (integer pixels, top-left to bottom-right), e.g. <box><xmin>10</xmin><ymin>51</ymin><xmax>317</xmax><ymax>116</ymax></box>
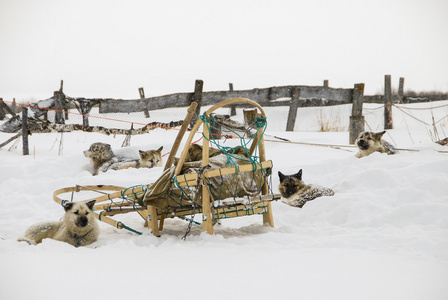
<box><xmin>198</xmin><ymin>113</ymin><xmax>268</xmax><ymax>174</ymax></box>
<box><xmin>117</xmin><ymin>222</ymin><xmax>142</xmax><ymax>235</ymax></box>
<box><xmin>254</xmin><ymin>116</ymin><xmax>267</xmax><ymax>128</ymax></box>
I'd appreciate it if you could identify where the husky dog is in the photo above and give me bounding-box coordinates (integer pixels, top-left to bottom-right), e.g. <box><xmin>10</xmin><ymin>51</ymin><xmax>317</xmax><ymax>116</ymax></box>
<box><xmin>278</xmin><ymin>170</ymin><xmax>334</xmax><ymax>208</ymax></box>
<box><xmin>83</xmin><ymin>142</ymin><xmax>163</xmax><ymax>175</ymax></box>
<box><xmin>355</xmin><ymin>131</ymin><xmax>397</xmax><ymax>158</ymax></box>
<box><xmin>18</xmin><ymin>200</ymin><xmax>99</xmax><ymax>247</ymax></box>
<box><xmin>137</xmin><ymin>147</ymin><xmax>164</xmax><ymax>168</ymax></box>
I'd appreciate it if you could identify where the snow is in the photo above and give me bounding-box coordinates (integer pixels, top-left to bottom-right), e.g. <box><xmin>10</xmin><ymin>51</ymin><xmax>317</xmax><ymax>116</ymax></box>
<box><xmin>1</xmin><ymin>102</ymin><xmax>448</xmax><ymax>300</ymax></box>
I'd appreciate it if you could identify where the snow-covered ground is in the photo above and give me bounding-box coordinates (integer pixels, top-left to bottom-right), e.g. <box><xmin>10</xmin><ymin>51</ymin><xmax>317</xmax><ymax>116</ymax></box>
<box><xmin>1</xmin><ymin>101</ymin><xmax>447</xmax><ymax>300</ymax></box>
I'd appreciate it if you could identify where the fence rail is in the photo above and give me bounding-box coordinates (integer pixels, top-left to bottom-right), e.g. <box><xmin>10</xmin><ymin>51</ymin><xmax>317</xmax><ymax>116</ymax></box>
<box><xmin>97</xmin><ymin>84</ymin><xmax>356</xmax><ymax>114</ymax></box>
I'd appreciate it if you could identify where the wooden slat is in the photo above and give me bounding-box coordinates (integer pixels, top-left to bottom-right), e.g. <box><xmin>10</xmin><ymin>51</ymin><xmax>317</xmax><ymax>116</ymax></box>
<box><xmin>214</xmin><ymin>202</ymin><xmax>268</xmax><ymax>219</ymax></box>
<box><xmin>98</xmin><ymin>85</ymin><xmax>355</xmax><ymax>114</ymax></box>
<box><xmin>174</xmin><ymin>160</ymin><xmax>273</xmax><ymax>187</ymax></box>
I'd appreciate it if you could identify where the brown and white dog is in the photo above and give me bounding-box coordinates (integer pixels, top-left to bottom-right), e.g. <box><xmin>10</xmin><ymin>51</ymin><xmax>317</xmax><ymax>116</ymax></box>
<box><xmin>18</xmin><ymin>200</ymin><xmax>99</xmax><ymax>247</ymax></box>
<box><xmin>355</xmin><ymin>131</ymin><xmax>397</xmax><ymax>158</ymax></box>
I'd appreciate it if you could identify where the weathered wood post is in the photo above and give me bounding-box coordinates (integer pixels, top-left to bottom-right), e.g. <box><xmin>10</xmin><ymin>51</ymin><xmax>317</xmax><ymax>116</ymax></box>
<box><xmin>12</xmin><ymin>98</ymin><xmax>16</xmax><ymax>116</ymax></box>
<box><xmin>0</xmin><ymin>99</ymin><xmax>14</xmax><ymax>119</ymax></box>
<box><xmin>349</xmin><ymin>83</ymin><xmax>365</xmax><ymax>144</ymax></box>
<box><xmin>139</xmin><ymin>87</ymin><xmax>150</xmax><ymax>118</ymax></box>
<box><xmin>22</xmin><ymin>107</ymin><xmax>29</xmax><ymax>155</ymax></box>
<box><xmin>210</xmin><ymin>118</ymin><xmax>222</xmax><ymax>140</ymax></box>
<box><xmin>398</xmin><ymin>77</ymin><xmax>405</xmax><ymax>103</ymax></box>
<box><xmin>59</xmin><ymin>80</ymin><xmax>69</xmax><ymax>120</ymax></box>
<box><xmin>54</xmin><ymin>91</ymin><xmax>65</xmax><ymax>124</ymax></box>
<box><xmin>229</xmin><ymin>83</ymin><xmax>236</xmax><ymax>116</ymax></box>
<box><xmin>190</xmin><ymin>80</ymin><xmax>203</xmax><ymax>127</ymax></box>
<box><xmin>78</xmin><ymin>99</ymin><xmax>91</xmax><ymax>127</ymax></box>
<box><xmin>0</xmin><ymin>98</ymin><xmax>5</xmax><ymax>120</ymax></box>
<box><xmin>384</xmin><ymin>75</ymin><xmax>393</xmax><ymax>129</ymax></box>
<box><xmin>323</xmin><ymin>80</ymin><xmax>329</xmax><ymax>88</ymax></box>
<box><xmin>243</xmin><ymin>108</ymin><xmax>257</xmax><ymax>128</ymax></box>
<box><xmin>286</xmin><ymin>88</ymin><xmax>300</xmax><ymax>131</ymax></box>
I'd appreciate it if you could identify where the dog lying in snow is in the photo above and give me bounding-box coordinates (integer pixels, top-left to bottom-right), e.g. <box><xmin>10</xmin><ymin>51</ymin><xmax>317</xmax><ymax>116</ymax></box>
<box><xmin>18</xmin><ymin>200</ymin><xmax>99</xmax><ymax>247</ymax></box>
<box><xmin>355</xmin><ymin>131</ymin><xmax>397</xmax><ymax>158</ymax></box>
<box><xmin>83</xmin><ymin>142</ymin><xmax>163</xmax><ymax>175</ymax></box>
<box><xmin>278</xmin><ymin>170</ymin><xmax>334</xmax><ymax>208</ymax></box>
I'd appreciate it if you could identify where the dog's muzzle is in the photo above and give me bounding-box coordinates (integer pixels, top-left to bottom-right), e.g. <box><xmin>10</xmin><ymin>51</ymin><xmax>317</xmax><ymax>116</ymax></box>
<box><xmin>357</xmin><ymin>140</ymin><xmax>369</xmax><ymax>150</ymax></box>
<box><xmin>76</xmin><ymin>216</ymin><xmax>88</xmax><ymax>228</ymax></box>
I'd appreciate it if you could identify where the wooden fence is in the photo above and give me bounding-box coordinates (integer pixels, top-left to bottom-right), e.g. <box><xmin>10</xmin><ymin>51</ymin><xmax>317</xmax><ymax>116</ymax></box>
<box><xmin>97</xmin><ymin>82</ymin><xmax>355</xmax><ymax>114</ymax></box>
<box><xmin>2</xmin><ymin>76</ymin><xmax>447</xmax><ymax>156</ymax></box>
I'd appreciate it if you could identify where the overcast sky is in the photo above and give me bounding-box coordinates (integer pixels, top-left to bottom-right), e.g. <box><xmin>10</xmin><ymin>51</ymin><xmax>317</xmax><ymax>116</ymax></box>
<box><xmin>1</xmin><ymin>0</ymin><xmax>447</xmax><ymax>101</ymax></box>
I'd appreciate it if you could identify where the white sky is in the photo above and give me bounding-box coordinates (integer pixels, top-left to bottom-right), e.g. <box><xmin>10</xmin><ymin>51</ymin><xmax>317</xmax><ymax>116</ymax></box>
<box><xmin>1</xmin><ymin>0</ymin><xmax>447</xmax><ymax>101</ymax></box>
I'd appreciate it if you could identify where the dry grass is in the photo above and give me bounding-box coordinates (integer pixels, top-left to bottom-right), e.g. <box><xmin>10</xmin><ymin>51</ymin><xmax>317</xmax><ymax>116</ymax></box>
<box><xmin>316</xmin><ymin>107</ymin><xmax>343</xmax><ymax>132</ymax></box>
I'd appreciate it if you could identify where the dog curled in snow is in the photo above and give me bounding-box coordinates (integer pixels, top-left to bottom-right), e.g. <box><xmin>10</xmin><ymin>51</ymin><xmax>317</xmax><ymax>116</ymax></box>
<box><xmin>278</xmin><ymin>170</ymin><xmax>334</xmax><ymax>208</ymax></box>
<box><xmin>18</xmin><ymin>200</ymin><xmax>99</xmax><ymax>247</ymax></box>
<box><xmin>83</xmin><ymin>142</ymin><xmax>163</xmax><ymax>175</ymax></box>
<box><xmin>355</xmin><ymin>131</ymin><xmax>397</xmax><ymax>158</ymax></box>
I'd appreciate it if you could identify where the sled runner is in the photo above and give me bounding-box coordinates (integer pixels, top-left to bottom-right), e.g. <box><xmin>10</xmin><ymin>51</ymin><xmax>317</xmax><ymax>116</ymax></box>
<box><xmin>53</xmin><ymin>98</ymin><xmax>280</xmax><ymax>236</ymax></box>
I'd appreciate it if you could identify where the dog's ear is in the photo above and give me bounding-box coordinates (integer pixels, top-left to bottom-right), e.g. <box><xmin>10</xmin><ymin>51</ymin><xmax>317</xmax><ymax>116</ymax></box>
<box><xmin>86</xmin><ymin>200</ymin><xmax>96</xmax><ymax>211</ymax></box>
<box><xmin>158</xmin><ymin>146</ymin><xmax>163</xmax><ymax>151</ymax></box>
<box><xmin>64</xmin><ymin>202</ymin><xmax>74</xmax><ymax>212</ymax></box>
<box><xmin>139</xmin><ymin>150</ymin><xmax>145</xmax><ymax>158</ymax></box>
<box><xmin>294</xmin><ymin>169</ymin><xmax>303</xmax><ymax>180</ymax></box>
<box><xmin>278</xmin><ymin>171</ymin><xmax>285</xmax><ymax>182</ymax></box>
<box><xmin>374</xmin><ymin>131</ymin><xmax>386</xmax><ymax>140</ymax></box>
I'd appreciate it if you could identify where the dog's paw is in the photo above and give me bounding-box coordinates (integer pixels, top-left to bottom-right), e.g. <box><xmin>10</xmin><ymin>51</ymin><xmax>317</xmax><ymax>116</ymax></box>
<box><xmin>17</xmin><ymin>237</ymin><xmax>37</xmax><ymax>245</ymax></box>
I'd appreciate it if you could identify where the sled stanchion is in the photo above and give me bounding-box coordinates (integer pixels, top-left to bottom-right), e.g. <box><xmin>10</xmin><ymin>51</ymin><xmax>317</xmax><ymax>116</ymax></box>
<box><xmin>147</xmin><ymin>205</ymin><xmax>160</xmax><ymax>236</ymax></box>
<box><xmin>201</xmin><ymin>118</ymin><xmax>213</xmax><ymax>234</ymax></box>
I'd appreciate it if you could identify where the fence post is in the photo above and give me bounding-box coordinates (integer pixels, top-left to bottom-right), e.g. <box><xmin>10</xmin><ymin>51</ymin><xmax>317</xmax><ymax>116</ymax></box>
<box><xmin>0</xmin><ymin>98</ymin><xmax>5</xmax><ymax>120</ymax></box>
<box><xmin>190</xmin><ymin>79</ymin><xmax>203</xmax><ymax>127</ymax></box>
<box><xmin>79</xmin><ymin>99</ymin><xmax>91</xmax><ymax>127</ymax></box>
<box><xmin>398</xmin><ymin>77</ymin><xmax>405</xmax><ymax>103</ymax></box>
<box><xmin>349</xmin><ymin>83</ymin><xmax>365</xmax><ymax>144</ymax></box>
<box><xmin>384</xmin><ymin>75</ymin><xmax>393</xmax><ymax>129</ymax></box>
<box><xmin>54</xmin><ymin>91</ymin><xmax>65</xmax><ymax>124</ymax></box>
<box><xmin>12</xmin><ymin>98</ymin><xmax>16</xmax><ymax>116</ymax></box>
<box><xmin>22</xmin><ymin>107</ymin><xmax>29</xmax><ymax>155</ymax></box>
<box><xmin>286</xmin><ymin>88</ymin><xmax>300</xmax><ymax>131</ymax></box>
<box><xmin>59</xmin><ymin>80</ymin><xmax>69</xmax><ymax>120</ymax></box>
<box><xmin>139</xmin><ymin>87</ymin><xmax>150</xmax><ymax>118</ymax></box>
<box><xmin>323</xmin><ymin>80</ymin><xmax>329</xmax><ymax>88</ymax></box>
<box><xmin>0</xmin><ymin>99</ymin><xmax>15</xmax><ymax>119</ymax></box>
<box><xmin>229</xmin><ymin>83</ymin><xmax>236</xmax><ymax>116</ymax></box>
<box><xmin>243</xmin><ymin>109</ymin><xmax>257</xmax><ymax>128</ymax></box>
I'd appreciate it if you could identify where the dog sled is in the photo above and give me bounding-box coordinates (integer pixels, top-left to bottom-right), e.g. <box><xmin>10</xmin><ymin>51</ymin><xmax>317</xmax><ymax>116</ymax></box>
<box><xmin>53</xmin><ymin>98</ymin><xmax>280</xmax><ymax>236</ymax></box>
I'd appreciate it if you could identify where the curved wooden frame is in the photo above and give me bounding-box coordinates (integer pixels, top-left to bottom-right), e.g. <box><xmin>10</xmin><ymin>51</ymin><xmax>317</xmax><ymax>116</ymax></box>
<box><xmin>53</xmin><ymin>185</ymin><xmax>143</xmax><ymax>231</ymax></box>
<box><xmin>167</xmin><ymin>97</ymin><xmax>272</xmax><ymax>234</ymax></box>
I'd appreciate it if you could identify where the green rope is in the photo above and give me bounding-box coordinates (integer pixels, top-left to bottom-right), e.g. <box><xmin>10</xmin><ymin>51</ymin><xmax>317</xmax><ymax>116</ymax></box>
<box><xmin>117</xmin><ymin>222</ymin><xmax>142</xmax><ymax>235</ymax></box>
<box><xmin>199</xmin><ymin>113</ymin><xmax>268</xmax><ymax>174</ymax></box>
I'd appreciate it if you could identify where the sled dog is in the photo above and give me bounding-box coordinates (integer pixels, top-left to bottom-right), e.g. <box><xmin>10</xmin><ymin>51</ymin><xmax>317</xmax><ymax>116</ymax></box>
<box><xmin>83</xmin><ymin>142</ymin><xmax>163</xmax><ymax>175</ymax></box>
<box><xmin>18</xmin><ymin>200</ymin><xmax>99</xmax><ymax>247</ymax></box>
<box><xmin>278</xmin><ymin>170</ymin><xmax>334</xmax><ymax>208</ymax></box>
<box><xmin>355</xmin><ymin>131</ymin><xmax>397</xmax><ymax>158</ymax></box>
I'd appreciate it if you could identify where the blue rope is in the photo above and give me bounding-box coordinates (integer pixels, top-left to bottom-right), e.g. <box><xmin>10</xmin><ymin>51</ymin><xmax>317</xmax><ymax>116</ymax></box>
<box><xmin>199</xmin><ymin>113</ymin><xmax>268</xmax><ymax>173</ymax></box>
<box><xmin>117</xmin><ymin>222</ymin><xmax>142</xmax><ymax>235</ymax></box>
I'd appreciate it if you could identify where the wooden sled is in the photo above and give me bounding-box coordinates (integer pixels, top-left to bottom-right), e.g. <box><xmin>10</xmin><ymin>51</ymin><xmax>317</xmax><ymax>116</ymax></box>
<box><xmin>53</xmin><ymin>98</ymin><xmax>280</xmax><ymax>236</ymax></box>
